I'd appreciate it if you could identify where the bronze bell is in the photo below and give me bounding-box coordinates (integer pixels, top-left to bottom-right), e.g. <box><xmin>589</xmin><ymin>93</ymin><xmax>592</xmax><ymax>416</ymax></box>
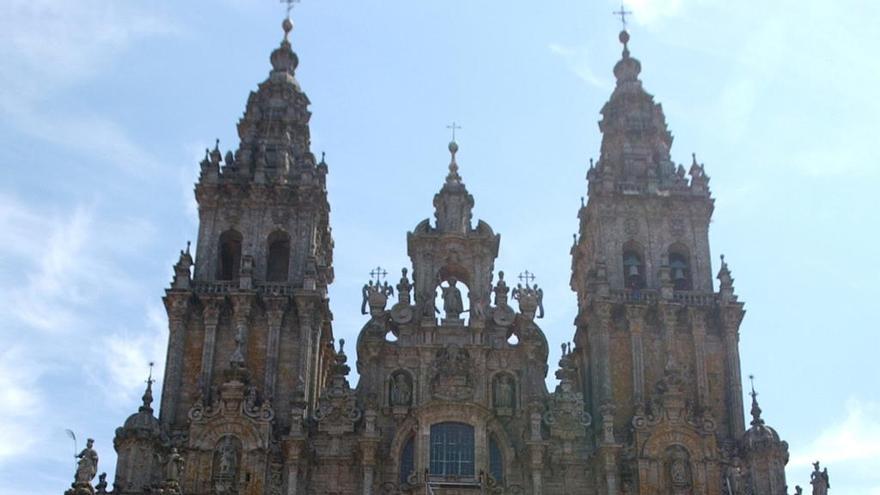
<box><xmin>628</xmin><ymin>264</ymin><xmax>640</xmax><ymax>277</ymax></box>
<box><xmin>673</xmin><ymin>267</ymin><xmax>686</xmax><ymax>281</ymax></box>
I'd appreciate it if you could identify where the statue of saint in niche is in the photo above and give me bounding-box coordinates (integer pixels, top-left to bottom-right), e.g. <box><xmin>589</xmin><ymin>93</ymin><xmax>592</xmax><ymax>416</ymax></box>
<box><xmin>441</xmin><ymin>277</ymin><xmax>465</xmax><ymax>319</ymax></box>
<box><xmin>390</xmin><ymin>373</ymin><xmax>412</xmax><ymax>407</ymax></box>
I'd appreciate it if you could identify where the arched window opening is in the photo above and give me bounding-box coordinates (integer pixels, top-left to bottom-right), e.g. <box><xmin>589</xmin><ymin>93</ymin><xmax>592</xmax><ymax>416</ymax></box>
<box><xmin>622</xmin><ymin>248</ymin><xmax>645</xmax><ymax>290</ymax></box>
<box><xmin>668</xmin><ymin>248</ymin><xmax>691</xmax><ymax>291</ymax></box>
<box><xmin>400</xmin><ymin>436</ymin><xmax>415</xmax><ymax>486</ymax></box>
<box><xmin>266</xmin><ymin>231</ymin><xmax>291</xmax><ymax>282</ymax></box>
<box><xmin>429</xmin><ymin>422</ymin><xmax>474</xmax><ymax>478</ymax></box>
<box><xmin>489</xmin><ymin>435</ymin><xmax>503</xmax><ymax>485</ymax></box>
<box><xmin>218</xmin><ymin>230</ymin><xmax>243</xmax><ymax>281</ymax></box>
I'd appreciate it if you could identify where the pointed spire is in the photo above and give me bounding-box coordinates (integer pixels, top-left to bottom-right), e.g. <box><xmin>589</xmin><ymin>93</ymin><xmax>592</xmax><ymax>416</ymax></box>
<box><xmin>749</xmin><ymin>374</ymin><xmax>765</xmax><ymax>427</ymax></box>
<box><xmin>140</xmin><ymin>362</ymin><xmax>155</xmax><ymax>413</ymax></box>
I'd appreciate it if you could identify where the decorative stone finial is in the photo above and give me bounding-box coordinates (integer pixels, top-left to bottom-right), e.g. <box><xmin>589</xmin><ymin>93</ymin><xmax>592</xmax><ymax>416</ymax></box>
<box><xmin>748</xmin><ymin>374</ymin><xmax>764</xmax><ymax>427</ymax></box>
<box><xmin>141</xmin><ymin>362</ymin><xmax>155</xmax><ymax>413</ymax></box>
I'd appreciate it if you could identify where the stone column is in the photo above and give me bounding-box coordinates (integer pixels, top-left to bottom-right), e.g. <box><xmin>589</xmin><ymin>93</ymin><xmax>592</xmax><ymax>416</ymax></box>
<box><xmin>722</xmin><ymin>306</ymin><xmax>746</xmax><ymax>437</ymax></box>
<box><xmin>160</xmin><ymin>293</ymin><xmax>188</xmax><ymax>428</ymax></box>
<box><xmin>264</xmin><ymin>297</ymin><xmax>288</xmax><ymax>400</ymax></box>
<box><xmin>625</xmin><ymin>306</ymin><xmax>646</xmax><ymax>409</ymax></box>
<box><xmin>689</xmin><ymin>308</ymin><xmax>710</xmax><ymax>408</ymax></box>
<box><xmin>199</xmin><ymin>299</ymin><xmax>222</xmax><ymax>399</ymax></box>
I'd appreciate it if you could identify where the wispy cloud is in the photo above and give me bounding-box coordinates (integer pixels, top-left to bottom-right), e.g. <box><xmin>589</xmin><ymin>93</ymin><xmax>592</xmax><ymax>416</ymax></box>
<box><xmin>788</xmin><ymin>399</ymin><xmax>880</xmax><ymax>493</ymax></box>
<box><xmin>548</xmin><ymin>43</ymin><xmax>608</xmax><ymax>89</ymax></box>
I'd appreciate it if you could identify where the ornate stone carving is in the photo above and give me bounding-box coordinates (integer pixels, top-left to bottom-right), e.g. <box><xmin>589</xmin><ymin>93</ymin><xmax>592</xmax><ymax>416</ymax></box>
<box><xmin>430</xmin><ymin>345</ymin><xmax>474</xmax><ymax>401</ymax></box>
<box><xmin>314</xmin><ymin>340</ymin><xmax>362</xmax><ymax>434</ymax></box>
<box><xmin>544</xmin><ymin>345</ymin><xmax>591</xmax><ymax>443</ymax></box>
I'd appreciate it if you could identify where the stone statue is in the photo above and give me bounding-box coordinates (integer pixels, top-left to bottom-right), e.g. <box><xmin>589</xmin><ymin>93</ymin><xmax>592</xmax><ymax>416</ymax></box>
<box><xmin>165</xmin><ymin>447</ymin><xmax>186</xmax><ymax>486</ymax></box>
<box><xmin>245</xmin><ymin>384</ymin><xmax>258</xmax><ymax>412</ymax></box>
<box><xmin>810</xmin><ymin>461</ymin><xmax>829</xmax><ymax>495</ymax></box>
<box><xmin>74</xmin><ymin>438</ymin><xmax>99</xmax><ymax>485</ymax></box>
<box><xmin>495</xmin><ymin>374</ymin><xmax>514</xmax><ymax>409</ymax></box>
<box><xmin>390</xmin><ymin>373</ymin><xmax>412</xmax><ymax>406</ymax></box>
<box><xmin>218</xmin><ymin>438</ymin><xmax>238</xmax><ymax>477</ymax></box>
<box><xmin>165</xmin><ymin>447</ymin><xmax>185</xmax><ymax>484</ymax></box>
<box><xmin>795</xmin><ymin>486</ymin><xmax>803</xmax><ymax>495</ymax></box>
<box><xmin>95</xmin><ymin>473</ymin><xmax>108</xmax><ymax>494</ymax></box>
<box><xmin>441</xmin><ymin>277</ymin><xmax>464</xmax><ymax>319</ymax></box>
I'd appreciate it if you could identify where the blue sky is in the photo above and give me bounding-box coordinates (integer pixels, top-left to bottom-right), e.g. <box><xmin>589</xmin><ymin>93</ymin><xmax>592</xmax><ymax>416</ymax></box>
<box><xmin>0</xmin><ymin>1</ymin><xmax>878</xmax><ymax>493</ymax></box>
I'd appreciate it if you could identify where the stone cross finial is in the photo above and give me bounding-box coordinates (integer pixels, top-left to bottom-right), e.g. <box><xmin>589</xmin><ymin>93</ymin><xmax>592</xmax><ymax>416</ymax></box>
<box><xmin>369</xmin><ymin>266</ymin><xmax>388</xmax><ymax>284</ymax></box>
<box><xmin>518</xmin><ymin>270</ymin><xmax>536</xmax><ymax>287</ymax></box>
<box><xmin>446</xmin><ymin>121</ymin><xmax>462</xmax><ymax>142</ymax></box>
<box><xmin>613</xmin><ymin>4</ymin><xmax>633</xmax><ymax>30</ymax></box>
<box><xmin>281</xmin><ymin>0</ymin><xmax>300</xmax><ymax>18</ymax></box>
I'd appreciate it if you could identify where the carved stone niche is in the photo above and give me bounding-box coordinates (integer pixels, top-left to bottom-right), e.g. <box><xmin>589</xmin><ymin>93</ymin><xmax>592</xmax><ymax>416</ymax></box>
<box><xmin>212</xmin><ymin>435</ymin><xmax>242</xmax><ymax>495</ymax></box>
<box><xmin>492</xmin><ymin>372</ymin><xmax>516</xmax><ymax>417</ymax></box>
<box><xmin>389</xmin><ymin>369</ymin><xmax>414</xmax><ymax>418</ymax></box>
<box><xmin>665</xmin><ymin>445</ymin><xmax>694</xmax><ymax>495</ymax></box>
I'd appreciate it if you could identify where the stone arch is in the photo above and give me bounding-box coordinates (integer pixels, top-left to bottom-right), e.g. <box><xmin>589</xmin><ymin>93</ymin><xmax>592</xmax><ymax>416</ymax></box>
<box><xmin>217</xmin><ymin>229</ymin><xmax>243</xmax><ymax>281</ymax></box>
<box><xmin>667</xmin><ymin>242</ymin><xmax>692</xmax><ymax>290</ymax></box>
<box><xmin>265</xmin><ymin>229</ymin><xmax>291</xmax><ymax>282</ymax></box>
<box><xmin>485</xmin><ymin>418</ymin><xmax>517</xmax><ymax>486</ymax></box>
<box><xmin>622</xmin><ymin>239</ymin><xmax>646</xmax><ymax>289</ymax></box>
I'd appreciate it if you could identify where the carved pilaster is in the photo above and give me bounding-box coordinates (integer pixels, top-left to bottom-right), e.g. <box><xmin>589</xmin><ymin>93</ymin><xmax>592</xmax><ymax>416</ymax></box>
<box><xmin>161</xmin><ymin>293</ymin><xmax>189</xmax><ymax>428</ymax></box>
<box><xmin>659</xmin><ymin>303</ymin><xmax>679</xmax><ymax>368</ymax></box>
<box><xmin>593</xmin><ymin>302</ymin><xmax>613</xmax><ymax>405</ymax></box>
<box><xmin>722</xmin><ymin>305</ymin><xmax>746</xmax><ymax>437</ymax></box>
<box><xmin>199</xmin><ymin>298</ymin><xmax>222</xmax><ymax>399</ymax></box>
<box><xmin>264</xmin><ymin>297</ymin><xmax>288</xmax><ymax>401</ymax></box>
<box><xmin>293</xmin><ymin>291</ymin><xmax>319</xmax><ymax>410</ymax></box>
<box><xmin>689</xmin><ymin>308</ymin><xmax>709</xmax><ymax>409</ymax></box>
<box><xmin>625</xmin><ymin>306</ymin><xmax>646</xmax><ymax>409</ymax></box>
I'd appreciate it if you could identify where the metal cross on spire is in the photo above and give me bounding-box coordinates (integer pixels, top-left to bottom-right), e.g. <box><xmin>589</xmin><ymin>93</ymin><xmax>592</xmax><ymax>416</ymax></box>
<box><xmin>146</xmin><ymin>361</ymin><xmax>155</xmax><ymax>386</ymax></box>
<box><xmin>518</xmin><ymin>270</ymin><xmax>536</xmax><ymax>286</ymax></box>
<box><xmin>281</xmin><ymin>0</ymin><xmax>300</xmax><ymax>18</ymax></box>
<box><xmin>613</xmin><ymin>3</ymin><xmax>633</xmax><ymax>30</ymax></box>
<box><xmin>370</xmin><ymin>266</ymin><xmax>388</xmax><ymax>284</ymax></box>
<box><xmin>447</xmin><ymin>121</ymin><xmax>462</xmax><ymax>142</ymax></box>
<box><xmin>748</xmin><ymin>374</ymin><xmax>757</xmax><ymax>396</ymax></box>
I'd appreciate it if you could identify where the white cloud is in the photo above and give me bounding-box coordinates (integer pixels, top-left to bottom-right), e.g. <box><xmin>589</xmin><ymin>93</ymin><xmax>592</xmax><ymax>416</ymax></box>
<box><xmin>623</xmin><ymin>0</ymin><xmax>685</xmax><ymax>26</ymax></box>
<box><xmin>0</xmin><ymin>346</ymin><xmax>46</xmax><ymax>460</ymax></box>
<box><xmin>788</xmin><ymin>399</ymin><xmax>880</xmax><ymax>493</ymax></box>
<box><xmin>548</xmin><ymin>43</ymin><xmax>608</xmax><ymax>89</ymax></box>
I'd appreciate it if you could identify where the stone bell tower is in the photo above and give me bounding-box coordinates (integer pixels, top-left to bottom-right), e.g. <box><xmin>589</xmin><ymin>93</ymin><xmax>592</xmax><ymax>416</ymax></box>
<box><xmin>111</xmin><ymin>16</ymin><xmax>337</xmax><ymax>495</ymax></box>
<box><xmin>569</xmin><ymin>30</ymin><xmax>788</xmax><ymax>495</ymax></box>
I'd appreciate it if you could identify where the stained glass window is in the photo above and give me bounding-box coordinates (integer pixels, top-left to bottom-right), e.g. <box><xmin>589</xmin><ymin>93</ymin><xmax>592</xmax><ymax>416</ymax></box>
<box><xmin>429</xmin><ymin>422</ymin><xmax>474</xmax><ymax>478</ymax></box>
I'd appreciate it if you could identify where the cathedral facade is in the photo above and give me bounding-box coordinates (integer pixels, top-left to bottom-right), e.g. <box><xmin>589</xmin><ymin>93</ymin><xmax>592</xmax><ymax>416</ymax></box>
<box><xmin>67</xmin><ymin>14</ymin><xmax>812</xmax><ymax>495</ymax></box>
